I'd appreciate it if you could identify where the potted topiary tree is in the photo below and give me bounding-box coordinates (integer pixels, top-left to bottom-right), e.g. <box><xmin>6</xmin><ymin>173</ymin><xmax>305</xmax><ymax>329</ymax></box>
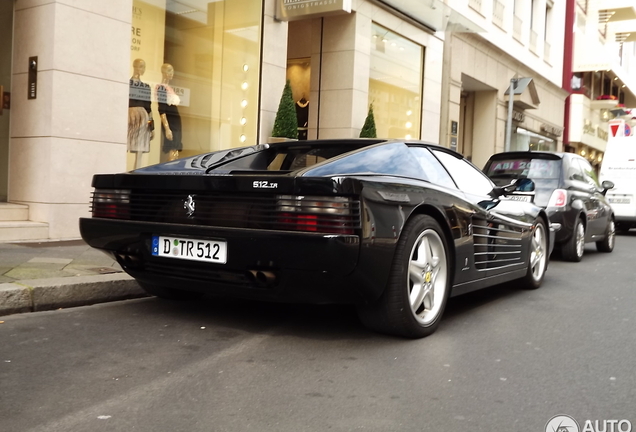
<box><xmin>270</xmin><ymin>79</ymin><xmax>298</xmax><ymax>142</ymax></box>
<box><xmin>359</xmin><ymin>103</ymin><xmax>377</xmax><ymax>138</ymax></box>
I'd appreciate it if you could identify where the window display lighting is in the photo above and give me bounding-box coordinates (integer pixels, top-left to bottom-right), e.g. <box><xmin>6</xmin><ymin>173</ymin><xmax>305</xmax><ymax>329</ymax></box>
<box><xmin>369</xmin><ymin>22</ymin><xmax>423</xmax><ymax>140</ymax></box>
<box><xmin>240</xmin><ymin>63</ymin><xmax>249</xmax><ymax>146</ymax></box>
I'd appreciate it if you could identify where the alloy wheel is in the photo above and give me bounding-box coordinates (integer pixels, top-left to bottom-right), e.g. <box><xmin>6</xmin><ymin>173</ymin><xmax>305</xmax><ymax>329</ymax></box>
<box><xmin>530</xmin><ymin>222</ymin><xmax>547</xmax><ymax>281</ymax></box>
<box><xmin>575</xmin><ymin>221</ymin><xmax>585</xmax><ymax>258</ymax></box>
<box><xmin>607</xmin><ymin>220</ymin><xmax>615</xmax><ymax>250</ymax></box>
<box><xmin>407</xmin><ymin>229</ymin><xmax>448</xmax><ymax>326</ymax></box>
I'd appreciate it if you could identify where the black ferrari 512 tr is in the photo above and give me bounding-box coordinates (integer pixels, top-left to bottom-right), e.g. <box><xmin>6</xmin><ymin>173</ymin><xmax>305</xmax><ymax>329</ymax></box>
<box><xmin>80</xmin><ymin>139</ymin><xmax>556</xmax><ymax>338</ymax></box>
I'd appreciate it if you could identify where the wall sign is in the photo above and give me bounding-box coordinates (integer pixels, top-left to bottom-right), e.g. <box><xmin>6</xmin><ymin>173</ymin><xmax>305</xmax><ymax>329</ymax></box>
<box><xmin>512</xmin><ymin>110</ymin><xmax>525</xmax><ymax>122</ymax></box>
<box><xmin>276</xmin><ymin>0</ymin><xmax>351</xmax><ymax>21</ymax></box>
<box><xmin>540</xmin><ymin>123</ymin><xmax>563</xmax><ymax>137</ymax></box>
<box><xmin>28</xmin><ymin>56</ymin><xmax>38</xmax><ymax>100</ymax></box>
<box><xmin>450</xmin><ymin>136</ymin><xmax>457</xmax><ymax>151</ymax></box>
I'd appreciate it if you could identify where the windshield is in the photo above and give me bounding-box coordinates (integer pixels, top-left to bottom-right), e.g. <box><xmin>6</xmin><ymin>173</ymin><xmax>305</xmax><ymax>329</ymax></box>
<box><xmin>485</xmin><ymin>158</ymin><xmax>561</xmax><ymax>180</ymax></box>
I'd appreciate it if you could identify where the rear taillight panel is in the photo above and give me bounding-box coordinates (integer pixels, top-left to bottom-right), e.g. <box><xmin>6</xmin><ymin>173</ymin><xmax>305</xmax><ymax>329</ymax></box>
<box><xmin>276</xmin><ymin>195</ymin><xmax>360</xmax><ymax>234</ymax></box>
<box><xmin>547</xmin><ymin>189</ymin><xmax>567</xmax><ymax>208</ymax></box>
<box><xmin>91</xmin><ymin>189</ymin><xmax>131</xmax><ymax>219</ymax></box>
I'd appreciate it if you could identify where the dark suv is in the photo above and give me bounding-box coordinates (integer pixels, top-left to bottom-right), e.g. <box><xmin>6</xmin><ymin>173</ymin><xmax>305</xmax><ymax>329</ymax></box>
<box><xmin>483</xmin><ymin>151</ymin><xmax>615</xmax><ymax>262</ymax></box>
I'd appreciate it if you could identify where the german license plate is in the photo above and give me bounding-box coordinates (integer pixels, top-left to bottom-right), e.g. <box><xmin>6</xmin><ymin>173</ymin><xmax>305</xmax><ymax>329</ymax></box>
<box><xmin>609</xmin><ymin>197</ymin><xmax>630</xmax><ymax>204</ymax></box>
<box><xmin>504</xmin><ymin>195</ymin><xmax>532</xmax><ymax>202</ymax></box>
<box><xmin>151</xmin><ymin>235</ymin><xmax>227</xmax><ymax>264</ymax></box>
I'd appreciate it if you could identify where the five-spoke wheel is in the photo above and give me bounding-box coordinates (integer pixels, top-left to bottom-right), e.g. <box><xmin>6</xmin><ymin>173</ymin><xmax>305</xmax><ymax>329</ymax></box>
<box><xmin>407</xmin><ymin>228</ymin><xmax>449</xmax><ymax>326</ymax></box>
<box><xmin>521</xmin><ymin>219</ymin><xmax>548</xmax><ymax>289</ymax></box>
<box><xmin>356</xmin><ymin>215</ymin><xmax>451</xmax><ymax>339</ymax></box>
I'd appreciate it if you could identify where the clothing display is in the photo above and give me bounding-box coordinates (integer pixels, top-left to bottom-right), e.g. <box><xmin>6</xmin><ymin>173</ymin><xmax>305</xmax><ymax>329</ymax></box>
<box><xmin>127</xmin><ymin>78</ymin><xmax>153</xmax><ymax>153</ymax></box>
<box><xmin>156</xmin><ymin>83</ymin><xmax>183</xmax><ymax>153</ymax></box>
<box><xmin>296</xmin><ymin>98</ymin><xmax>309</xmax><ymax>141</ymax></box>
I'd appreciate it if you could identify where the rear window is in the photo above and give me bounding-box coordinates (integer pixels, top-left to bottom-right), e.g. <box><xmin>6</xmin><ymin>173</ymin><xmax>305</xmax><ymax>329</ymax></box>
<box><xmin>208</xmin><ymin>142</ymin><xmax>380</xmax><ymax>172</ymax></box>
<box><xmin>303</xmin><ymin>142</ymin><xmax>428</xmax><ymax>179</ymax></box>
<box><xmin>485</xmin><ymin>158</ymin><xmax>561</xmax><ymax>179</ymax></box>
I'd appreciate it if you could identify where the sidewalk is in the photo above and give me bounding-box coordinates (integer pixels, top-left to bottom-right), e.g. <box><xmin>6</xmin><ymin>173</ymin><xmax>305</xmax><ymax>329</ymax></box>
<box><xmin>0</xmin><ymin>239</ymin><xmax>147</xmax><ymax>317</ymax></box>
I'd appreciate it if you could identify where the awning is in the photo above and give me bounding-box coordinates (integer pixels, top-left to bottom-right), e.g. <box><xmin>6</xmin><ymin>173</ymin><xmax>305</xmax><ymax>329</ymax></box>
<box><xmin>372</xmin><ymin>0</ymin><xmax>485</xmax><ymax>33</ymax></box>
<box><xmin>505</xmin><ymin>78</ymin><xmax>540</xmax><ymax>110</ymax></box>
<box><xmin>600</xmin><ymin>5</ymin><xmax>636</xmax><ymax>23</ymax></box>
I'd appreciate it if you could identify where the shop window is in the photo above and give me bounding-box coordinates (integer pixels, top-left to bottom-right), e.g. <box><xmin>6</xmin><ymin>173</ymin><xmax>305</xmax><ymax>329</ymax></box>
<box><xmin>369</xmin><ymin>23</ymin><xmax>423</xmax><ymax>140</ymax></box>
<box><xmin>127</xmin><ymin>0</ymin><xmax>262</xmax><ymax>170</ymax></box>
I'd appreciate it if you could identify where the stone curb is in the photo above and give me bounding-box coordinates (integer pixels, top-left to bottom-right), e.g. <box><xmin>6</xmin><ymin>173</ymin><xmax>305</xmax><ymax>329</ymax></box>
<box><xmin>0</xmin><ymin>273</ymin><xmax>148</xmax><ymax>317</ymax></box>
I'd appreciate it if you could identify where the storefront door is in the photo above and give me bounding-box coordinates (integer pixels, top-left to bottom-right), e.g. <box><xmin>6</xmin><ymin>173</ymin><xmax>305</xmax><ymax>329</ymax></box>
<box><xmin>0</xmin><ymin>1</ymin><xmax>13</xmax><ymax>202</ymax></box>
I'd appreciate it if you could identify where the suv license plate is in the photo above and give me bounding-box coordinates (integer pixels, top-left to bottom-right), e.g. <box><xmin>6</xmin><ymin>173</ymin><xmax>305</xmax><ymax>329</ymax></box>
<box><xmin>504</xmin><ymin>195</ymin><xmax>532</xmax><ymax>202</ymax></box>
<box><xmin>609</xmin><ymin>198</ymin><xmax>630</xmax><ymax>204</ymax></box>
<box><xmin>151</xmin><ymin>235</ymin><xmax>227</xmax><ymax>264</ymax></box>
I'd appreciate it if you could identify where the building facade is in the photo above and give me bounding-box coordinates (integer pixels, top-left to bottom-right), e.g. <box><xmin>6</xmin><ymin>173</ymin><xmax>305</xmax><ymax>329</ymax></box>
<box><xmin>2</xmin><ymin>0</ymin><xmax>465</xmax><ymax>241</ymax></box>
<box><xmin>4</xmin><ymin>0</ymin><xmax>627</xmax><ymax>242</ymax></box>
<box><xmin>440</xmin><ymin>0</ymin><xmax>569</xmax><ymax>170</ymax></box>
<box><xmin>566</xmin><ymin>0</ymin><xmax>636</xmax><ymax>170</ymax></box>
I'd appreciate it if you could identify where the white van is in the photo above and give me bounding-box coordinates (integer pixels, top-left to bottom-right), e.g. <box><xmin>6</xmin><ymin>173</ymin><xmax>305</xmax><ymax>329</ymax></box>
<box><xmin>599</xmin><ymin>119</ymin><xmax>636</xmax><ymax>231</ymax></box>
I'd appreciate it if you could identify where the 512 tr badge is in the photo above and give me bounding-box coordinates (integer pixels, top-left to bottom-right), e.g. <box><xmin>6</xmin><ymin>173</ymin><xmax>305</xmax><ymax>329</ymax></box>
<box><xmin>253</xmin><ymin>181</ymin><xmax>278</xmax><ymax>189</ymax></box>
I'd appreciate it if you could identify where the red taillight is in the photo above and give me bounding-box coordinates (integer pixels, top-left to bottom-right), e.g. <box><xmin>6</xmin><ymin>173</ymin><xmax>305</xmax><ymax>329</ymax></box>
<box><xmin>91</xmin><ymin>189</ymin><xmax>131</xmax><ymax>219</ymax></box>
<box><xmin>278</xmin><ymin>212</ymin><xmax>354</xmax><ymax>234</ymax></box>
<box><xmin>276</xmin><ymin>196</ymin><xmax>357</xmax><ymax>234</ymax></box>
<box><xmin>547</xmin><ymin>189</ymin><xmax>567</xmax><ymax>208</ymax></box>
<box><xmin>280</xmin><ymin>213</ymin><xmax>319</xmax><ymax>232</ymax></box>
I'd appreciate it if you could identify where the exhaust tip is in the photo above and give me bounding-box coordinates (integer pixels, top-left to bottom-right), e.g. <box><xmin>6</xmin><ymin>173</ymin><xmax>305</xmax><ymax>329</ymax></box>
<box><xmin>247</xmin><ymin>270</ymin><xmax>277</xmax><ymax>287</ymax></box>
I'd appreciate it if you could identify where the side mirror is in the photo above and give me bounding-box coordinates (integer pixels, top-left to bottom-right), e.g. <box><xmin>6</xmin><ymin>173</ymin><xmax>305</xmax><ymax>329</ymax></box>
<box><xmin>490</xmin><ymin>178</ymin><xmax>535</xmax><ymax>198</ymax></box>
<box><xmin>515</xmin><ymin>178</ymin><xmax>536</xmax><ymax>192</ymax></box>
<box><xmin>601</xmin><ymin>180</ymin><xmax>614</xmax><ymax>190</ymax></box>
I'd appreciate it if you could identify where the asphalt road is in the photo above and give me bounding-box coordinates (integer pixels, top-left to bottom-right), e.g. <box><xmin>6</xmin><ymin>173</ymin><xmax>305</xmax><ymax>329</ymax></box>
<box><xmin>2</xmin><ymin>233</ymin><xmax>636</xmax><ymax>432</ymax></box>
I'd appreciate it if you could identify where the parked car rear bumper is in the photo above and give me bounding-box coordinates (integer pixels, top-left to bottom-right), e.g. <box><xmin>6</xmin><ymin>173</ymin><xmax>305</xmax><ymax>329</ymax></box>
<box><xmin>80</xmin><ymin>217</ymin><xmax>369</xmax><ymax>304</ymax></box>
<box><xmin>546</xmin><ymin>208</ymin><xmax>578</xmax><ymax>245</ymax></box>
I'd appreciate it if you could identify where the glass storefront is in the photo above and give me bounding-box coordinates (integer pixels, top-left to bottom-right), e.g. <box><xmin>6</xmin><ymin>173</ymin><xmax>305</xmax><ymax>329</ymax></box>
<box><xmin>369</xmin><ymin>23</ymin><xmax>423</xmax><ymax>140</ymax></box>
<box><xmin>128</xmin><ymin>0</ymin><xmax>262</xmax><ymax>170</ymax></box>
<box><xmin>511</xmin><ymin>127</ymin><xmax>556</xmax><ymax>151</ymax></box>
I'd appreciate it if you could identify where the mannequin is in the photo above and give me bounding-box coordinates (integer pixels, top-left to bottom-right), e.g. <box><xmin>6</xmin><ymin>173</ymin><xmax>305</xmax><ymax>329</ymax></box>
<box><xmin>296</xmin><ymin>95</ymin><xmax>309</xmax><ymax>140</ymax></box>
<box><xmin>156</xmin><ymin>63</ymin><xmax>183</xmax><ymax>161</ymax></box>
<box><xmin>128</xmin><ymin>58</ymin><xmax>154</xmax><ymax>168</ymax></box>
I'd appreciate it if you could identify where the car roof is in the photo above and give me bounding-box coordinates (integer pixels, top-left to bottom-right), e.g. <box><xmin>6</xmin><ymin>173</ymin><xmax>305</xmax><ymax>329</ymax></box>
<box><xmin>266</xmin><ymin>138</ymin><xmax>442</xmax><ymax>148</ymax></box>
<box><xmin>487</xmin><ymin>151</ymin><xmax>566</xmax><ymax>160</ymax></box>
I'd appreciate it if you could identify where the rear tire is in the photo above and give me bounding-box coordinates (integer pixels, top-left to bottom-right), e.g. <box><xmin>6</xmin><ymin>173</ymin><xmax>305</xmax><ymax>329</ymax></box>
<box><xmin>596</xmin><ymin>218</ymin><xmax>615</xmax><ymax>253</ymax></box>
<box><xmin>356</xmin><ymin>215</ymin><xmax>451</xmax><ymax>339</ymax></box>
<box><xmin>138</xmin><ymin>282</ymin><xmax>204</xmax><ymax>301</ymax></box>
<box><xmin>561</xmin><ymin>218</ymin><xmax>585</xmax><ymax>262</ymax></box>
<box><xmin>615</xmin><ymin>222</ymin><xmax>629</xmax><ymax>235</ymax></box>
<box><xmin>520</xmin><ymin>219</ymin><xmax>548</xmax><ymax>289</ymax></box>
